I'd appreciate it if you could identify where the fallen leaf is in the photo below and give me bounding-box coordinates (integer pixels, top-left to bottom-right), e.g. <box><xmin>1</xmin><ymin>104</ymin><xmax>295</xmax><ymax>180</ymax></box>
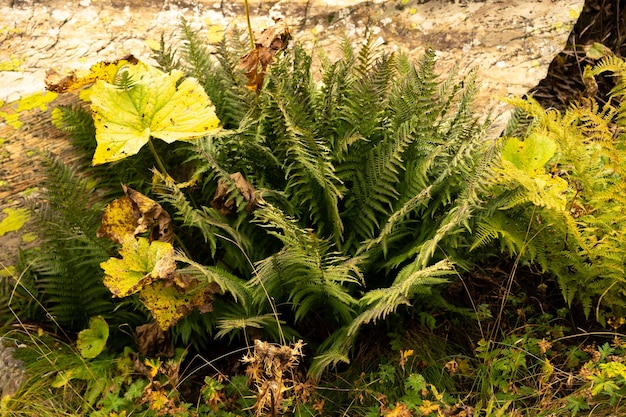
<box><xmin>239</xmin><ymin>20</ymin><xmax>291</xmax><ymax>92</ymax></box>
<box><xmin>211</xmin><ymin>172</ymin><xmax>258</xmax><ymax>215</ymax></box>
<box><xmin>0</xmin><ymin>207</ymin><xmax>30</xmax><ymax>237</ymax></box>
<box><xmin>135</xmin><ymin>321</ymin><xmax>174</xmax><ymax>357</ymax></box>
<box><xmin>97</xmin><ymin>185</ymin><xmax>173</xmax><ymax>244</ymax></box>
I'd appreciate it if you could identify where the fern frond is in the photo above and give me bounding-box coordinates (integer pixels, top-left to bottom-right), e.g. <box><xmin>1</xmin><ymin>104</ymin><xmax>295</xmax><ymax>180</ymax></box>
<box><xmin>470</xmin><ymin>211</ymin><xmax>536</xmax><ymax>257</ymax></box>
<box><xmin>342</xmin><ymin>51</ymin><xmax>396</xmax><ymax>138</ymax></box>
<box><xmin>1</xmin><ymin>254</ymin><xmax>45</xmax><ymax>326</ymax></box>
<box><xmin>151</xmin><ymin>32</ymin><xmax>179</xmax><ymax>73</ymax></box>
<box><xmin>24</xmin><ymin>154</ymin><xmax>117</xmax><ymax>329</ymax></box>
<box><xmin>589</xmin><ymin>55</ymin><xmax>626</xmax><ymax>103</ymax></box>
<box><xmin>175</xmin><ymin>251</ymin><xmax>250</xmax><ymax>305</ymax></box>
<box><xmin>215</xmin><ymin>313</ymin><xmax>287</xmax><ymax>340</ymax></box>
<box><xmin>152</xmin><ymin>170</ymin><xmax>253</xmax><ymax>267</ymax></box>
<box><xmin>347</xmin><ymin>260</ymin><xmax>453</xmax><ymax>337</ymax></box>
<box><xmin>308</xmin><ymin>326</ymin><xmax>354</xmax><ymax>380</ymax></box>
<box><xmin>113</xmin><ymin>66</ymin><xmax>137</xmax><ymax>91</ymax></box>
<box><xmin>205</xmin><ymin>31</ymin><xmax>254</xmax><ymax>127</ymax></box>
<box><xmin>251</xmin><ymin>203</ymin><xmax>363</xmax><ymax>324</ymax></box>
<box><xmin>179</xmin><ymin>17</ymin><xmax>215</xmax><ymax>85</ymax></box>
<box><xmin>263</xmin><ymin>50</ymin><xmax>345</xmax><ymax>242</ymax></box>
<box><xmin>341</xmin><ymin>123</ymin><xmax>412</xmax><ymax>246</ymax></box>
<box><xmin>50</xmin><ymin>105</ymin><xmax>96</xmax><ymax>156</ymax></box>
<box><xmin>178</xmin><ymin>19</ymin><xmax>255</xmax><ymax>128</ymax></box>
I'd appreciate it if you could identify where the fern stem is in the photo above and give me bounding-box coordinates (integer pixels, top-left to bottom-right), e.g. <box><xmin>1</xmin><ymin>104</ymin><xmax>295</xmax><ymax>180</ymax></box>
<box><xmin>147</xmin><ymin>137</ymin><xmax>170</xmax><ymax>179</ymax></box>
<box><xmin>243</xmin><ymin>0</ymin><xmax>255</xmax><ymax>50</ymax></box>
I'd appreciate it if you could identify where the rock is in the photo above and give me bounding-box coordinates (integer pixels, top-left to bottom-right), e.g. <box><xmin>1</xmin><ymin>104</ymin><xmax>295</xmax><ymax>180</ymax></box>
<box><xmin>0</xmin><ymin>0</ymin><xmax>583</xmax><ymax>107</ymax></box>
<box><xmin>0</xmin><ymin>338</ymin><xmax>25</xmax><ymax>399</ymax></box>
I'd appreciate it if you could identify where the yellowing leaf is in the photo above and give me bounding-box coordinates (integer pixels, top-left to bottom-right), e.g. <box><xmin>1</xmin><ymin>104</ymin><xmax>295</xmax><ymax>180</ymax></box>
<box><xmin>76</xmin><ymin>316</ymin><xmax>109</xmax><ymax>359</ymax></box>
<box><xmin>418</xmin><ymin>400</ymin><xmax>440</xmax><ymax>415</ymax></box>
<box><xmin>97</xmin><ymin>185</ymin><xmax>173</xmax><ymax>244</ymax></box>
<box><xmin>144</xmin><ymin>357</ymin><xmax>162</xmax><ymax>379</ymax></box>
<box><xmin>101</xmin><ymin>236</ymin><xmax>176</xmax><ymax>297</ymax></box>
<box><xmin>45</xmin><ymin>56</ymin><xmax>137</xmax><ymax>94</ymax></box>
<box><xmin>585</xmin><ymin>42</ymin><xmax>612</xmax><ymax>60</ymax></box>
<box><xmin>499</xmin><ymin>134</ymin><xmax>568</xmax><ymax>211</ymax></box>
<box><xmin>502</xmin><ymin>133</ymin><xmax>557</xmax><ymax>174</ymax></box>
<box><xmin>97</xmin><ymin>195</ymin><xmax>137</xmax><ymax>244</ymax></box>
<box><xmin>384</xmin><ymin>402</ymin><xmax>411</xmax><ymax>417</ymax></box>
<box><xmin>0</xmin><ymin>207</ymin><xmax>30</xmax><ymax>236</ymax></box>
<box><xmin>90</xmin><ymin>62</ymin><xmax>220</xmax><ymax>165</ymax></box>
<box><xmin>140</xmin><ymin>280</ymin><xmax>219</xmax><ymax>330</ymax></box>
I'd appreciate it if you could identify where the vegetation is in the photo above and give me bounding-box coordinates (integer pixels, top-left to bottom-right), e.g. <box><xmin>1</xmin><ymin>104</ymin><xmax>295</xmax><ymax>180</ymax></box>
<box><xmin>3</xmin><ymin>16</ymin><xmax>626</xmax><ymax>416</ymax></box>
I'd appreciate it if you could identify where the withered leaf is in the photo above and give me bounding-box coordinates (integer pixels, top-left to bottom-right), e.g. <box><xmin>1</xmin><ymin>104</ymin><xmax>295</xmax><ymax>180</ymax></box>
<box><xmin>239</xmin><ymin>20</ymin><xmax>291</xmax><ymax>92</ymax></box>
<box><xmin>211</xmin><ymin>172</ymin><xmax>258</xmax><ymax>216</ymax></box>
<box><xmin>97</xmin><ymin>185</ymin><xmax>173</xmax><ymax>244</ymax></box>
<box><xmin>123</xmin><ymin>185</ymin><xmax>174</xmax><ymax>243</ymax></box>
<box><xmin>135</xmin><ymin>321</ymin><xmax>174</xmax><ymax>358</ymax></box>
<box><xmin>96</xmin><ymin>195</ymin><xmax>137</xmax><ymax>244</ymax></box>
<box><xmin>45</xmin><ymin>55</ymin><xmax>138</xmax><ymax>93</ymax></box>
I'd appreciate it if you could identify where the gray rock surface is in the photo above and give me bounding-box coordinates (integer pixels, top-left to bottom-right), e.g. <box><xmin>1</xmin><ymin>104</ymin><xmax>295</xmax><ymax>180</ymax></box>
<box><xmin>1</xmin><ymin>0</ymin><xmax>583</xmax><ymax>113</ymax></box>
<box><xmin>0</xmin><ymin>338</ymin><xmax>25</xmax><ymax>399</ymax></box>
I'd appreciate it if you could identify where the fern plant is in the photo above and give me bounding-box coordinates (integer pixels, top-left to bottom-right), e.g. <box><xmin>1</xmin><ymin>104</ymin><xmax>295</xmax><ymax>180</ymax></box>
<box><xmin>471</xmin><ymin>55</ymin><xmax>626</xmax><ymax>323</ymax></box>
<box><xmin>146</xmin><ymin>29</ymin><xmax>494</xmax><ymax>376</ymax></box>
<box><xmin>10</xmin><ymin>154</ymin><xmax>146</xmax><ymax>331</ymax></box>
<box><xmin>39</xmin><ymin>25</ymin><xmax>493</xmax><ymax>376</ymax></box>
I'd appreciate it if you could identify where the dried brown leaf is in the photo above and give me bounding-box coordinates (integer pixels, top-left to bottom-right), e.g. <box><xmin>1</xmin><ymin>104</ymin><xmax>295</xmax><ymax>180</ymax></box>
<box><xmin>211</xmin><ymin>172</ymin><xmax>258</xmax><ymax>215</ymax></box>
<box><xmin>136</xmin><ymin>321</ymin><xmax>174</xmax><ymax>357</ymax></box>
<box><xmin>239</xmin><ymin>20</ymin><xmax>291</xmax><ymax>92</ymax></box>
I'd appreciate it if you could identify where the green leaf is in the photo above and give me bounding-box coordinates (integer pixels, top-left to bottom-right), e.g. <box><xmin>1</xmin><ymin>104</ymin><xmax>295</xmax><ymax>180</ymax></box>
<box><xmin>585</xmin><ymin>42</ymin><xmax>612</xmax><ymax>60</ymax></box>
<box><xmin>52</xmin><ymin>365</ymin><xmax>90</xmax><ymax>388</ymax></box>
<box><xmin>90</xmin><ymin>61</ymin><xmax>220</xmax><ymax>165</ymax></box>
<box><xmin>405</xmin><ymin>373</ymin><xmax>428</xmax><ymax>395</ymax></box>
<box><xmin>501</xmin><ymin>133</ymin><xmax>557</xmax><ymax>173</ymax></box>
<box><xmin>101</xmin><ymin>236</ymin><xmax>176</xmax><ymax>297</ymax></box>
<box><xmin>76</xmin><ymin>316</ymin><xmax>109</xmax><ymax>359</ymax></box>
